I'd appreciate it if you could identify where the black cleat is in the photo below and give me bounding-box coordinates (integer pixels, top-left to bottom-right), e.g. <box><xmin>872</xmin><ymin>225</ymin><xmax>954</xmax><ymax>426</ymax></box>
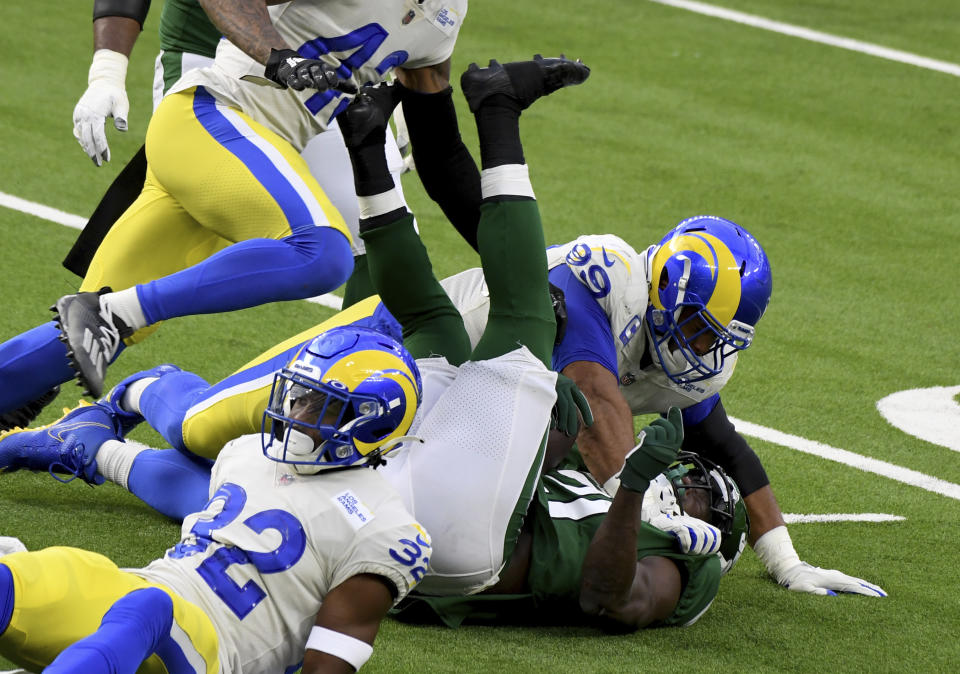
<box><xmin>52</xmin><ymin>288</ymin><xmax>131</xmax><ymax>399</ymax></box>
<box><xmin>0</xmin><ymin>385</ymin><xmax>60</xmax><ymax>432</ymax></box>
<box><xmin>460</xmin><ymin>54</ymin><xmax>590</xmax><ymax>113</ymax></box>
<box><xmin>338</xmin><ymin>82</ymin><xmax>402</xmax><ymax>149</ymax></box>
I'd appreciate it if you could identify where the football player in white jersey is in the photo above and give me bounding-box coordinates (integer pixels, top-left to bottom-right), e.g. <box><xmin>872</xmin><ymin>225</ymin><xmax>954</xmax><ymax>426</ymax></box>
<box><xmin>3</xmin><ymin>54</ymin><xmax>749</xmax><ymax>632</ymax></box>
<box><xmin>0</xmin><ymin>326</ymin><xmax>430</xmax><ymax>673</ymax></box>
<box><xmin>0</xmin><ymin>0</ymin><xmax>483</xmax><ymax>429</ymax></box>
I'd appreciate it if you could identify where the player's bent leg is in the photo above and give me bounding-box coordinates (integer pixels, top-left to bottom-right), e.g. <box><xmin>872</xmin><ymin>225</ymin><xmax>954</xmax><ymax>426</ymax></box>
<box><xmin>339</xmin><ymin>86</ymin><xmax>471</xmax><ymax>364</ymax></box>
<box><xmin>0</xmin><ymin>323</ymin><xmax>70</xmax><ymax>417</ymax></box>
<box><xmin>0</xmin><ymin>547</ymin><xmax>219</xmax><ymax>673</ymax></box>
<box><xmin>44</xmin><ymin>587</ymin><xmax>174</xmax><ymax>674</ymax></box>
<box><xmin>397</xmin><ymin>353</ymin><xmax>556</xmax><ymax>596</ymax></box>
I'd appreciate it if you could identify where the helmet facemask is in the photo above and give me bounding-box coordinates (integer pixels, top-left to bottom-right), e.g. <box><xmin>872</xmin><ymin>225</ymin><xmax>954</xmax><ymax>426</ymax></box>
<box><xmin>664</xmin><ymin>451</ymin><xmax>750</xmax><ymax>575</ymax></box>
<box><xmin>260</xmin><ymin>326</ymin><xmax>422</xmax><ymax>475</ymax></box>
<box><xmin>646</xmin><ymin>216</ymin><xmax>772</xmax><ymax>386</ymax></box>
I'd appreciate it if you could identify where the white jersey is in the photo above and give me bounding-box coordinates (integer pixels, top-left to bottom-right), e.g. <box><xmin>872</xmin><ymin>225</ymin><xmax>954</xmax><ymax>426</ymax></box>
<box><xmin>380</xmin><ymin>347</ymin><xmax>557</xmax><ymax>596</ymax></box>
<box><xmin>440</xmin><ymin>234</ymin><xmax>736</xmax><ymax>416</ymax></box>
<box><xmin>170</xmin><ymin>0</ymin><xmax>467</xmax><ymax>151</ymax></box>
<box><xmin>134</xmin><ymin>435</ymin><xmax>429</xmax><ymax>674</ymax></box>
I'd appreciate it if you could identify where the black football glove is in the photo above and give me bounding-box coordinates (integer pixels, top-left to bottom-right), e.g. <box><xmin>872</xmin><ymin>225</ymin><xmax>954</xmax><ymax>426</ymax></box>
<box><xmin>617</xmin><ymin>406</ymin><xmax>684</xmax><ymax>493</ymax></box>
<box><xmin>551</xmin><ymin>373</ymin><xmax>593</xmax><ymax>437</ymax></box>
<box><xmin>264</xmin><ymin>48</ymin><xmax>358</xmax><ymax>94</ymax></box>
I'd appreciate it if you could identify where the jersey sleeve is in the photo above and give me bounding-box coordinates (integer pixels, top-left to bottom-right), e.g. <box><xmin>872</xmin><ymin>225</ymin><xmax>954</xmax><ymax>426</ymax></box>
<box><xmin>400</xmin><ymin>0</ymin><xmax>467</xmax><ymax>68</ymax></box>
<box><xmin>549</xmin><ymin>265</ymin><xmax>619</xmax><ymax>375</ymax></box>
<box><xmin>328</xmin><ymin>517</ymin><xmax>432</xmax><ymax>605</ymax></box>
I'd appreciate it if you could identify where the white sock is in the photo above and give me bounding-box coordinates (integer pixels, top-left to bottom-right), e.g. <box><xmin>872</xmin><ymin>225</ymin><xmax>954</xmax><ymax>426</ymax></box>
<box><xmin>480</xmin><ymin>164</ymin><xmax>535</xmax><ymax>200</ymax></box>
<box><xmin>96</xmin><ymin>439</ymin><xmax>149</xmax><ymax>490</ymax></box>
<box><xmin>358</xmin><ymin>189</ymin><xmax>406</xmax><ymax>220</ymax></box>
<box><xmin>100</xmin><ymin>287</ymin><xmax>148</xmax><ymax>332</ymax></box>
<box><xmin>120</xmin><ymin>377</ymin><xmax>159</xmax><ymax>415</ymax></box>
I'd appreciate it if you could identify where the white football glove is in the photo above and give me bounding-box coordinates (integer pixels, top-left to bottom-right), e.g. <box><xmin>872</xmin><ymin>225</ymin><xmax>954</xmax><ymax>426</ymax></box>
<box><xmin>650</xmin><ymin>512</ymin><xmax>722</xmax><ymax>556</ymax></box>
<box><xmin>73</xmin><ymin>49</ymin><xmax>130</xmax><ymax>166</ymax></box>
<box><xmin>754</xmin><ymin>526</ymin><xmax>887</xmax><ymax>597</ymax></box>
<box><xmin>774</xmin><ymin>562</ymin><xmax>887</xmax><ymax>597</ymax></box>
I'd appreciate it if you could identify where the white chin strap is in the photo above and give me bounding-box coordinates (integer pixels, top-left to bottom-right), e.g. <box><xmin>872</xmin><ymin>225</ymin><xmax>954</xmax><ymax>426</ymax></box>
<box><xmin>268</xmin><ymin>428</ymin><xmax>326</xmax><ymax>475</ymax></box>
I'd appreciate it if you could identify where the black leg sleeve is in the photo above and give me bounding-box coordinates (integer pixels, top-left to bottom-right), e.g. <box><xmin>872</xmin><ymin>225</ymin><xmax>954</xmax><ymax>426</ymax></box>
<box><xmin>681</xmin><ymin>398</ymin><xmax>770</xmax><ymax>497</ymax></box>
<box><xmin>399</xmin><ymin>83</ymin><xmax>482</xmax><ymax>251</ymax></box>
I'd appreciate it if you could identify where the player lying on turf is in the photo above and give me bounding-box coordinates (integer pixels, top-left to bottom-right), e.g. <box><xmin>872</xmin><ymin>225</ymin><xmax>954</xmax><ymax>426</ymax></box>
<box><xmin>1</xmin><ymin>55</ymin><xmax>747</xmax><ymax>630</ymax></box>
<box><xmin>0</xmin><ymin>326</ymin><xmax>431</xmax><ymax>673</ymax></box>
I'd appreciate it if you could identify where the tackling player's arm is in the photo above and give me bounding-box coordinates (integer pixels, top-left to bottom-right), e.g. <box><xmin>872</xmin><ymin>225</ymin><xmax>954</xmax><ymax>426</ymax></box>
<box><xmin>394</xmin><ymin>59</ymin><xmax>483</xmax><ymax>251</ymax></box>
<box><xmin>302</xmin><ymin>573</ymin><xmax>396</xmax><ymax>674</ymax></box>
<box><xmin>197</xmin><ymin>0</ymin><xmax>289</xmax><ymax>64</ymax></box>
<box><xmin>561</xmin><ymin>360</ymin><xmax>636</xmax><ymax>485</ymax></box>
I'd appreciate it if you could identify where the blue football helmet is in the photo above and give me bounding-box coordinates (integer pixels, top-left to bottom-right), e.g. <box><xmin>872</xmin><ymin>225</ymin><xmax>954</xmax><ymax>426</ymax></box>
<box><xmin>646</xmin><ymin>215</ymin><xmax>772</xmax><ymax>385</ymax></box>
<box><xmin>664</xmin><ymin>451</ymin><xmax>749</xmax><ymax>576</ymax></box>
<box><xmin>262</xmin><ymin>326</ymin><xmax>422</xmax><ymax>474</ymax></box>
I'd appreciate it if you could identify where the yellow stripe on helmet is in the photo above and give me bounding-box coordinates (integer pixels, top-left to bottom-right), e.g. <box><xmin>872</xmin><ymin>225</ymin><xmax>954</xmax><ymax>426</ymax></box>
<box><xmin>650</xmin><ymin>232</ymin><xmax>742</xmax><ymax>326</ymax></box>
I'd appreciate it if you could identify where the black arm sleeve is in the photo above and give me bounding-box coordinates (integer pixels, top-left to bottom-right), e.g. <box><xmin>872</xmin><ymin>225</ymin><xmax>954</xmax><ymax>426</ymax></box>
<box><xmin>397</xmin><ymin>82</ymin><xmax>482</xmax><ymax>251</ymax></box>
<box><xmin>93</xmin><ymin>0</ymin><xmax>151</xmax><ymax>28</ymax></box>
<box><xmin>681</xmin><ymin>398</ymin><xmax>770</xmax><ymax>497</ymax></box>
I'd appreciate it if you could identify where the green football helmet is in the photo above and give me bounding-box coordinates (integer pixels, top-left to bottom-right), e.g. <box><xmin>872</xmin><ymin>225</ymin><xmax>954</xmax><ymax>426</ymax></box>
<box><xmin>664</xmin><ymin>451</ymin><xmax>750</xmax><ymax>575</ymax></box>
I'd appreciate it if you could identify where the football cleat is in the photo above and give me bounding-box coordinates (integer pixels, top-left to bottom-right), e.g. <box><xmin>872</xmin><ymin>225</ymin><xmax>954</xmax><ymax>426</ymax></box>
<box><xmin>460</xmin><ymin>54</ymin><xmax>590</xmax><ymax>113</ymax></box>
<box><xmin>53</xmin><ymin>287</ymin><xmax>132</xmax><ymax>399</ymax></box>
<box><xmin>338</xmin><ymin>82</ymin><xmax>402</xmax><ymax>149</ymax></box>
<box><xmin>0</xmin><ymin>401</ymin><xmax>120</xmax><ymax>485</ymax></box>
<box><xmin>0</xmin><ymin>385</ymin><xmax>60</xmax><ymax>432</ymax></box>
<box><xmin>98</xmin><ymin>364</ymin><xmax>182</xmax><ymax>437</ymax></box>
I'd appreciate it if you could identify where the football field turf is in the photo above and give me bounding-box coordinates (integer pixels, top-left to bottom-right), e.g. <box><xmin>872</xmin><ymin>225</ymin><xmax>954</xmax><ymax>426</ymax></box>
<box><xmin>2</xmin><ymin>1</ymin><xmax>959</xmax><ymax>671</ymax></box>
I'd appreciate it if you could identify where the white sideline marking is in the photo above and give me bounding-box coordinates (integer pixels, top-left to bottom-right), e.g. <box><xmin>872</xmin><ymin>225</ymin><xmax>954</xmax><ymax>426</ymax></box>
<box><xmin>0</xmin><ymin>190</ymin><xmax>86</xmax><ymax>230</ymax></box>
<box><xmin>877</xmin><ymin>386</ymin><xmax>960</xmax><ymax>452</ymax></box>
<box><xmin>731</xmin><ymin>417</ymin><xmax>960</xmax><ymax>502</ymax></box>
<box><xmin>783</xmin><ymin>513</ymin><xmax>905</xmax><ymax>524</ymax></box>
<box><xmin>0</xmin><ymin>191</ymin><xmax>345</xmax><ymax>309</ymax></box>
<box><xmin>648</xmin><ymin>0</ymin><xmax>960</xmax><ymax>77</ymax></box>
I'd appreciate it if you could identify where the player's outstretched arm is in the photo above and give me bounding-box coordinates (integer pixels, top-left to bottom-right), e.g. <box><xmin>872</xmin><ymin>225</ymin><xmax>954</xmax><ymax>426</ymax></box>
<box><xmin>579</xmin><ymin>408</ymin><xmax>686</xmax><ymax>630</ymax></box>
<box><xmin>73</xmin><ymin>4</ymin><xmax>147</xmax><ymax>166</ymax></box>
<box><xmin>302</xmin><ymin>573</ymin><xmax>396</xmax><ymax>673</ymax></box>
<box><xmin>754</xmin><ymin>526</ymin><xmax>887</xmax><ymax>597</ymax></box>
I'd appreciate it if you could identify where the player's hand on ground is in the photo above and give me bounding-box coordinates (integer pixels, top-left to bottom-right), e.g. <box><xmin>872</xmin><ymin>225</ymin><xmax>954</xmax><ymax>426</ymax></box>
<box><xmin>617</xmin><ymin>406</ymin><xmax>684</xmax><ymax>492</ymax></box>
<box><xmin>775</xmin><ymin>562</ymin><xmax>887</xmax><ymax>597</ymax></box>
<box><xmin>264</xmin><ymin>48</ymin><xmax>358</xmax><ymax>94</ymax></box>
<box><xmin>650</xmin><ymin>512</ymin><xmax>721</xmax><ymax>555</ymax></box>
<box><xmin>73</xmin><ymin>51</ymin><xmax>130</xmax><ymax>166</ymax></box>
<box><xmin>551</xmin><ymin>373</ymin><xmax>593</xmax><ymax>437</ymax></box>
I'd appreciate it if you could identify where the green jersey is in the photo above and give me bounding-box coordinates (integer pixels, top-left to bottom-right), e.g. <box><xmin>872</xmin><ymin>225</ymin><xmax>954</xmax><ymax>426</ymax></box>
<box><xmin>158</xmin><ymin>0</ymin><xmax>220</xmax><ymax>57</ymax></box>
<box><xmin>393</xmin><ymin>467</ymin><xmax>722</xmax><ymax>628</ymax></box>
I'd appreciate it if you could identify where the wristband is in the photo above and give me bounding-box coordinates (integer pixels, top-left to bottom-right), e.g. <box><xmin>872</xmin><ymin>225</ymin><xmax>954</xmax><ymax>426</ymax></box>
<box><xmin>89</xmin><ymin>49</ymin><xmax>129</xmax><ymax>86</ymax></box>
<box><xmin>305</xmin><ymin>626</ymin><xmax>373</xmax><ymax>670</ymax></box>
<box><xmin>752</xmin><ymin>525</ymin><xmax>801</xmax><ymax>579</ymax></box>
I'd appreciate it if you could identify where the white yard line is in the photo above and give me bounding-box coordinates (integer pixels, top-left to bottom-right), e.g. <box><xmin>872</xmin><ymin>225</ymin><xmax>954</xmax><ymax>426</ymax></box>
<box><xmin>731</xmin><ymin>417</ymin><xmax>960</xmax><ymax>501</ymax></box>
<box><xmin>783</xmin><ymin>513</ymin><xmax>905</xmax><ymax>524</ymax></box>
<box><xmin>648</xmin><ymin>0</ymin><xmax>960</xmax><ymax>77</ymax></box>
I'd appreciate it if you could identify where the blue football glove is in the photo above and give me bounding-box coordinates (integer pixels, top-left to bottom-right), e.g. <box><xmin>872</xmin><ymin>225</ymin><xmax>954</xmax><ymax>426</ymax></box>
<box><xmin>616</xmin><ymin>406</ymin><xmax>684</xmax><ymax>493</ymax></box>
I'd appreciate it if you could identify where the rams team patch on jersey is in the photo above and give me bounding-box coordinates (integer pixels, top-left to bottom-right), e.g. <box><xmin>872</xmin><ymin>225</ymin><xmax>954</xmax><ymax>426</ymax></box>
<box><xmin>430</xmin><ymin>5</ymin><xmax>460</xmax><ymax>36</ymax></box>
<box><xmin>333</xmin><ymin>490</ymin><xmax>375</xmax><ymax>530</ymax></box>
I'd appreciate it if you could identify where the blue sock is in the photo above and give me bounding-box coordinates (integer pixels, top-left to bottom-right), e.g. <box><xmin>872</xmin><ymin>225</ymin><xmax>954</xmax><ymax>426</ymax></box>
<box><xmin>44</xmin><ymin>588</ymin><xmax>173</xmax><ymax>674</ymax></box>
<box><xmin>138</xmin><ymin>370</ymin><xmax>211</xmax><ymax>451</ymax></box>
<box><xmin>127</xmin><ymin>449</ymin><xmax>212</xmax><ymax>521</ymax></box>
<box><xmin>0</xmin><ymin>563</ymin><xmax>13</xmax><ymax>635</ymax></box>
<box><xmin>136</xmin><ymin>227</ymin><xmax>352</xmax><ymax>323</ymax></box>
<box><xmin>0</xmin><ymin>322</ymin><xmax>74</xmax><ymax>413</ymax></box>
